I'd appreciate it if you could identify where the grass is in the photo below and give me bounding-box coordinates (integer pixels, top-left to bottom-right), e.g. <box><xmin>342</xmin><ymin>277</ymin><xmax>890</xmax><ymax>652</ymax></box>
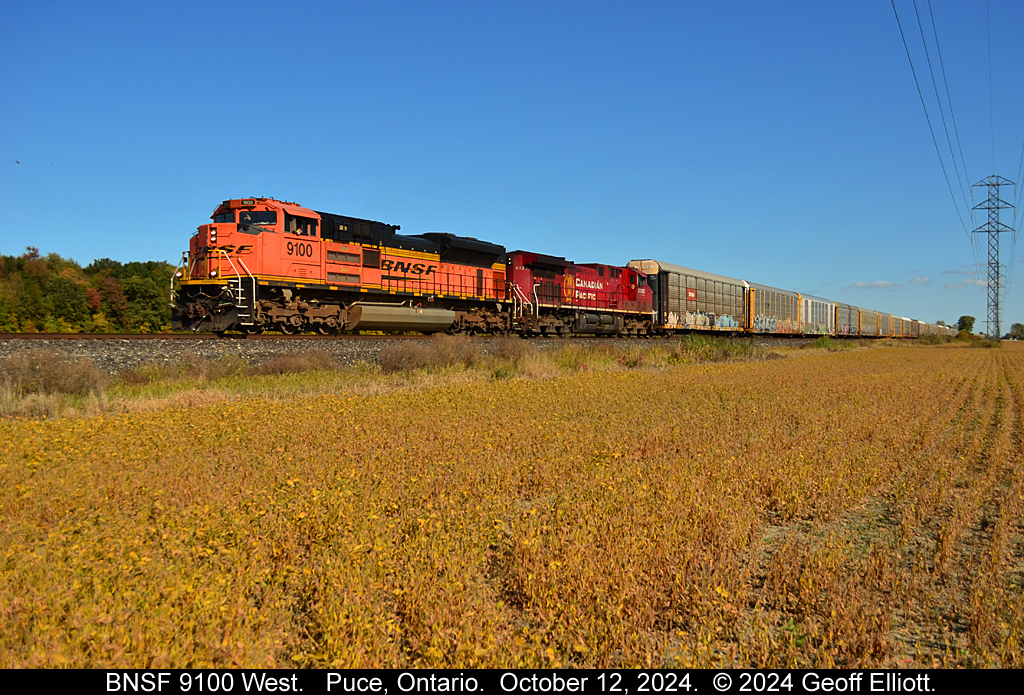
<box><xmin>0</xmin><ymin>336</ymin><xmax>783</xmax><ymax>418</ymax></box>
<box><xmin>808</xmin><ymin>336</ymin><xmax>856</xmax><ymax>351</ymax></box>
<box><xmin>0</xmin><ymin>349</ymin><xmax>108</xmax><ymax>419</ymax></box>
<box><xmin>1</xmin><ymin>338</ymin><xmax>1021</xmax><ymax>668</ymax></box>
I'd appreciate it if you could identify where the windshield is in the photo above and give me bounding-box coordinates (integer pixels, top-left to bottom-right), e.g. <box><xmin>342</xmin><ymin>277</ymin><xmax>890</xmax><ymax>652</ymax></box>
<box><xmin>238</xmin><ymin>211</ymin><xmax>278</xmax><ymax>226</ymax></box>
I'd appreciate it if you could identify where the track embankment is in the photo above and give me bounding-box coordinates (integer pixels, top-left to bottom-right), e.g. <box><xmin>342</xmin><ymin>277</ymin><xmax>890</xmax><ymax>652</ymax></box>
<box><xmin>0</xmin><ymin>332</ymin><xmax>815</xmax><ymax>376</ymax></box>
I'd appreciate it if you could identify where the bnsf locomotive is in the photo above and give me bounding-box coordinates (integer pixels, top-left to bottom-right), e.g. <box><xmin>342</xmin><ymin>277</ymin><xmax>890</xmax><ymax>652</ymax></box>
<box><xmin>171</xmin><ymin>197</ymin><xmax>957</xmax><ymax>339</ymax></box>
<box><xmin>171</xmin><ymin>197</ymin><xmax>652</xmax><ymax>336</ymax></box>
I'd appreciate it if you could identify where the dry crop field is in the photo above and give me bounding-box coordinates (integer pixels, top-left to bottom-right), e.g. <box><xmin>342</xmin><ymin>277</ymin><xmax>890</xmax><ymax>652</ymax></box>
<box><xmin>1</xmin><ymin>341</ymin><xmax>1022</xmax><ymax>668</ymax></box>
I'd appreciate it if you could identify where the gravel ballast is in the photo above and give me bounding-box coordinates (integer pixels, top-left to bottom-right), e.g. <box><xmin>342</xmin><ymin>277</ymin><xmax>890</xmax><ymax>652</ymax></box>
<box><xmin>0</xmin><ymin>335</ymin><xmax>809</xmax><ymax>377</ymax></box>
<box><xmin>0</xmin><ymin>337</ymin><xmax>404</xmax><ymax>377</ymax></box>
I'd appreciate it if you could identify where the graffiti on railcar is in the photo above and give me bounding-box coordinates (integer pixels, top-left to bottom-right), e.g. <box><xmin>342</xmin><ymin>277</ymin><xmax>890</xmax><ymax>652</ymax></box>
<box><xmin>752</xmin><ymin>315</ymin><xmax>797</xmax><ymax>333</ymax></box>
<box><xmin>666</xmin><ymin>311</ymin><xmax>742</xmax><ymax>329</ymax></box>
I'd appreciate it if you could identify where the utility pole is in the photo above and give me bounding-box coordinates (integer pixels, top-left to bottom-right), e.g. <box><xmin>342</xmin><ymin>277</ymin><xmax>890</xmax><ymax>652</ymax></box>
<box><xmin>971</xmin><ymin>175</ymin><xmax>1015</xmax><ymax>341</ymax></box>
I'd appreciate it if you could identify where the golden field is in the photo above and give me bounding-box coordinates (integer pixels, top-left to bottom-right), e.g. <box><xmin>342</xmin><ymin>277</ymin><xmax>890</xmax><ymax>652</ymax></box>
<box><xmin>1</xmin><ymin>340</ymin><xmax>1022</xmax><ymax>668</ymax></box>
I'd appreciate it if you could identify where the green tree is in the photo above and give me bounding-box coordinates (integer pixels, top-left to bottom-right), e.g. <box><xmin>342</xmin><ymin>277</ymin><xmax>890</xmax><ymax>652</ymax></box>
<box><xmin>115</xmin><ymin>261</ymin><xmax>173</xmax><ymax>287</ymax></box>
<box><xmin>121</xmin><ymin>275</ymin><xmax>168</xmax><ymax>331</ymax></box>
<box><xmin>1008</xmin><ymin>323</ymin><xmax>1024</xmax><ymax>339</ymax></box>
<box><xmin>14</xmin><ymin>281</ymin><xmax>46</xmax><ymax>331</ymax></box>
<box><xmin>957</xmin><ymin>315</ymin><xmax>976</xmax><ymax>334</ymax></box>
<box><xmin>84</xmin><ymin>258</ymin><xmax>122</xmax><ymax>277</ymax></box>
<box><xmin>46</xmin><ymin>276</ymin><xmax>88</xmax><ymax>328</ymax></box>
<box><xmin>0</xmin><ymin>297</ymin><xmax>16</xmax><ymax>332</ymax></box>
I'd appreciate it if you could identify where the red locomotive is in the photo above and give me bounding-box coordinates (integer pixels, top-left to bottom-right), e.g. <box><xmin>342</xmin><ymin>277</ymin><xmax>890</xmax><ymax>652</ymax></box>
<box><xmin>506</xmin><ymin>251</ymin><xmax>653</xmax><ymax>335</ymax></box>
<box><xmin>171</xmin><ymin>198</ymin><xmax>655</xmax><ymax>336</ymax></box>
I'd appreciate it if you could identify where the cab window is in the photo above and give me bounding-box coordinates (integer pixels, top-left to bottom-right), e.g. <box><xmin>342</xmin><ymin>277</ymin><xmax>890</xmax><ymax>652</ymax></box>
<box><xmin>214</xmin><ymin>212</ymin><xmax>235</xmax><ymax>223</ymax></box>
<box><xmin>239</xmin><ymin>210</ymin><xmax>278</xmax><ymax>226</ymax></box>
<box><xmin>285</xmin><ymin>213</ymin><xmax>318</xmax><ymax>237</ymax></box>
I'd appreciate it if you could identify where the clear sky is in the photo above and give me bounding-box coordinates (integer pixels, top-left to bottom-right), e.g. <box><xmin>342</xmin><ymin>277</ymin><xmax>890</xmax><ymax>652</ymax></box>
<box><xmin>3</xmin><ymin>1</ymin><xmax>1023</xmax><ymax>329</ymax></box>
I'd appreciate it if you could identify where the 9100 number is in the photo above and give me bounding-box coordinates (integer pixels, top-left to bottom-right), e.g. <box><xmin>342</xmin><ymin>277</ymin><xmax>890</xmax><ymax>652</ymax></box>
<box><xmin>287</xmin><ymin>242</ymin><xmax>314</xmax><ymax>257</ymax></box>
<box><xmin>180</xmin><ymin>673</ymin><xmax>234</xmax><ymax>691</ymax></box>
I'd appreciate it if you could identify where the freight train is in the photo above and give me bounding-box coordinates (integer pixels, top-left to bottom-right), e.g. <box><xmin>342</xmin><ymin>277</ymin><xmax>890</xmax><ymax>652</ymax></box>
<box><xmin>171</xmin><ymin>197</ymin><xmax>956</xmax><ymax>340</ymax></box>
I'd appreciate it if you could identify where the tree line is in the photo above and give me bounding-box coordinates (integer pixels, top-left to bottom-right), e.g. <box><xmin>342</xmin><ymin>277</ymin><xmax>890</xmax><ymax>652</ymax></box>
<box><xmin>0</xmin><ymin>247</ymin><xmax>174</xmax><ymax>333</ymax></box>
<box><xmin>938</xmin><ymin>316</ymin><xmax>1024</xmax><ymax>340</ymax></box>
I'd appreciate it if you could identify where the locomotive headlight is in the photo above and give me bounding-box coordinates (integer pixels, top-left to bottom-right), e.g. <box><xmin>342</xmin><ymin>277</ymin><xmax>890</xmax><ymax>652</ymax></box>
<box><xmin>175</xmin><ymin>270</ymin><xmax>183</xmax><ymax>277</ymax></box>
<box><xmin>209</xmin><ymin>270</ymin><xmax>218</xmax><ymax>277</ymax></box>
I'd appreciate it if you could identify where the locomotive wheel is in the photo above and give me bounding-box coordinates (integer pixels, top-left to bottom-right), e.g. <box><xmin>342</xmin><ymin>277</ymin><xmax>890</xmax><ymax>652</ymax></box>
<box><xmin>278</xmin><ymin>322</ymin><xmax>299</xmax><ymax>335</ymax></box>
<box><xmin>316</xmin><ymin>325</ymin><xmax>335</xmax><ymax>335</ymax></box>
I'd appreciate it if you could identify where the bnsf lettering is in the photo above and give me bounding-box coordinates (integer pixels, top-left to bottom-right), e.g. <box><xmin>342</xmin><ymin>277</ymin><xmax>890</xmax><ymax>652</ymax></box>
<box><xmin>380</xmin><ymin>259</ymin><xmax>436</xmax><ymax>275</ymax></box>
<box><xmin>106</xmin><ymin>673</ymin><xmax>171</xmax><ymax>691</ymax></box>
<box><xmin>195</xmin><ymin>245</ymin><xmax>252</xmax><ymax>258</ymax></box>
<box><xmin>286</xmin><ymin>242</ymin><xmax>315</xmax><ymax>257</ymax></box>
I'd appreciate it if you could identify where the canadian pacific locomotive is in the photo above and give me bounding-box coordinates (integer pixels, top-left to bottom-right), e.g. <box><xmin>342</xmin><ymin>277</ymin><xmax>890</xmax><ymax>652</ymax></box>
<box><xmin>171</xmin><ymin>197</ymin><xmax>956</xmax><ymax>340</ymax></box>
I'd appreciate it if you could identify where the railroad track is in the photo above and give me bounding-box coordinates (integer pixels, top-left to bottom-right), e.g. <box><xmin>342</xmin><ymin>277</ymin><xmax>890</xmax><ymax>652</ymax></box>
<box><xmin>0</xmin><ymin>332</ymin><xmax>824</xmax><ymax>344</ymax></box>
<box><xmin>0</xmin><ymin>332</ymin><xmax>432</xmax><ymax>341</ymax></box>
<box><xmin>0</xmin><ymin>332</ymin><xmax>827</xmax><ymax>346</ymax></box>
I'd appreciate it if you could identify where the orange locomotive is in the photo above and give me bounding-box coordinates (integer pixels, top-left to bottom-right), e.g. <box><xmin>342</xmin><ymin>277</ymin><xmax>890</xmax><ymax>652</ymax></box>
<box><xmin>172</xmin><ymin>198</ymin><xmax>510</xmax><ymax>335</ymax></box>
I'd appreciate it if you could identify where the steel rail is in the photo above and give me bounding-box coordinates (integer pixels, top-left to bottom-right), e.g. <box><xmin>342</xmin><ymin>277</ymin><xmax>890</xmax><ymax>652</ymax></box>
<box><xmin>0</xmin><ymin>333</ymin><xmax>432</xmax><ymax>341</ymax></box>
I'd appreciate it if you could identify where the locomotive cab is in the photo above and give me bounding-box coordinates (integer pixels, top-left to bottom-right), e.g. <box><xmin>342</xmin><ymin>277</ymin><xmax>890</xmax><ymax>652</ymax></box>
<box><xmin>175</xmin><ymin>198</ymin><xmax>326</xmax><ymax>333</ymax></box>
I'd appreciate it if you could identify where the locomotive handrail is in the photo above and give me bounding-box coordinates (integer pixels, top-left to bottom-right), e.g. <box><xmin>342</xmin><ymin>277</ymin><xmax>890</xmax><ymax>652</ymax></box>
<box><xmin>187</xmin><ymin>253</ymin><xmax>196</xmax><ymax>277</ymax></box>
<box><xmin>169</xmin><ymin>252</ymin><xmax>187</xmax><ymax>307</ymax></box>
<box><xmin>509</xmin><ymin>281</ymin><xmax>534</xmax><ymax>319</ymax></box>
<box><xmin>216</xmin><ymin>249</ymin><xmax>242</xmax><ymax>283</ymax></box>
<box><xmin>219</xmin><ymin>251</ymin><xmax>256</xmax><ymax>326</ymax></box>
<box><xmin>236</xmin><ymin>257</ymin><xmax>256</xmax><ymax>302</ymax></box>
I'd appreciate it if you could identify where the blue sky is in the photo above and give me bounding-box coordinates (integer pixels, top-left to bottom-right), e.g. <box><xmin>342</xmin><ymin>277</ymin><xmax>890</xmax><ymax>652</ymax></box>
<box><xmin>3</xmin><ymin>1</ymin><xmax>1023</xmax><ymax>329</ymax></box>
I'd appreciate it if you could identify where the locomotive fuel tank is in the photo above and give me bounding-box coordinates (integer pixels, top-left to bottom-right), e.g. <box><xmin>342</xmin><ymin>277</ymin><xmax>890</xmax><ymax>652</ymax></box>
<box><xmin>345</xmin><ymin>304</ymin><xmax>456</xmax><ymax>333</ymax></box>
<box><xmin>574</xmin><ymin>312</ymin><xmax>624</xmax><ymax>334</ymax></box>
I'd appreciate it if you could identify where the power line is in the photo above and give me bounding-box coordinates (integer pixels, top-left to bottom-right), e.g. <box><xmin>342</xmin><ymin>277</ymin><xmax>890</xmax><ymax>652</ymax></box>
<box><xmin>987</xmin><ymin>0</ymin><xmax>995</xmax><ymax>172</ymax></box>
<box><xmin>891</xmin><ymin>0</ymin><xmax>970</xmax><ymax>237</ymax></box>
<box><xmin>1014</xmin><ymin>135</ymin><xmax>1024</xmax><ymax>230</ymax></box>
<box><xmin>926</xmin><ymin>0</ymin><xmax>972</xmax><ymax>200</ymax></box>
<box><xmin>913</xmin><ymin>0</ymin><xmax>971</xmax><ymax>213</ymax></box>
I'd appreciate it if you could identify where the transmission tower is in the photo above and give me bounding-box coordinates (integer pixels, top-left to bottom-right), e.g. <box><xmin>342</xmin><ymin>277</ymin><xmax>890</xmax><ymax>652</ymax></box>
<box><xmin>971</xmin><ymin>175</ymin><xmax>1015</xmax><ymax>340</ymax></box>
